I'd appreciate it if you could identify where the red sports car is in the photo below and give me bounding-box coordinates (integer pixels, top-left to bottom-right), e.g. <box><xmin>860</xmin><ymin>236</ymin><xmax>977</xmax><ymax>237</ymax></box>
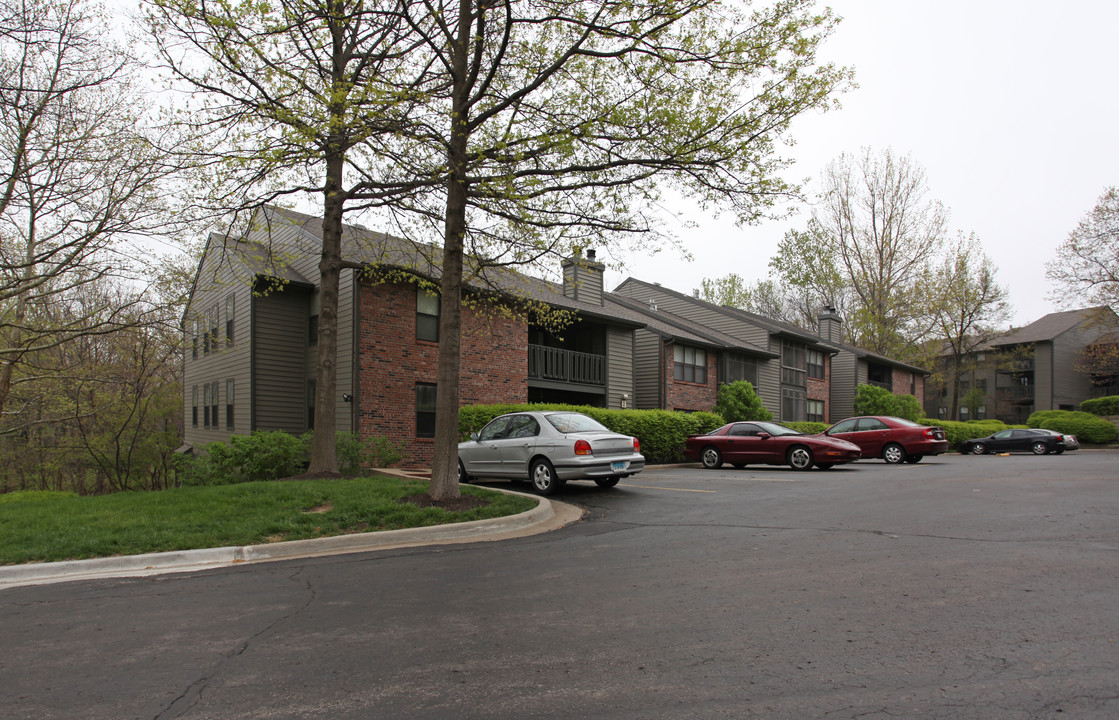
<box><xmin>824</xmin><ymin>416</ymin><xmax>949</xmax><ymax>464</ymax></box>
<box><xmin>685</xmin><ymin>421</ymin><xmax>862</xmax><ymax>471</ymax></box>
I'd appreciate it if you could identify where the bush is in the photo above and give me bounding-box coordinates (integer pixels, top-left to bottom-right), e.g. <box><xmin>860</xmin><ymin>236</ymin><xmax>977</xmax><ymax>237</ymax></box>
<box><xmin>852</xmin><ymin>384</ymin><xmax>923</xmax><ymax>420</ymax></box>
<box><xmin>713</xmin><ymin>380</ymin><xmax>772</xmax><ymax>422</ymax></box>
<box><xmin>458</xmin><ymin>403</ymin><xmax>725</xmax><ymax>465</ymax></box>
<box><xmin>1080</xmin><ymin>395</ymin><xmax>1119</xmax><ymax>416</ymax></box>
<box><xmin>1026</xmin><ymin>410</ymin><xmax>1118</xmax><ymax>444</ymax></box>
<box><xmin>922</xmin><ymin>418</ymin><xmax>1014</xmax><ymax>449</ymax></box>
<box><xmin>781</xmin><ymin>421</ymin><xmax>829</xmax><ymax>435</ymax></box>
<box><xmin>180</xmin><ymin>430</ymin><xmax>404</xmax><ymax>485</ymax></box>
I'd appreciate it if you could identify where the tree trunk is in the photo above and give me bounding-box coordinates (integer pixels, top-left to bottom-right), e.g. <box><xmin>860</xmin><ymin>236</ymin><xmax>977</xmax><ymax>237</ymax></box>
<box><xmin>306</xmin><ymin>153</ymin><xmax>345</xmax><ymax>475</ymax></box>
<box><xmin>428</xmin><ymin>0</ymin><xmax>474</xmax><ymax>501</ymax></box>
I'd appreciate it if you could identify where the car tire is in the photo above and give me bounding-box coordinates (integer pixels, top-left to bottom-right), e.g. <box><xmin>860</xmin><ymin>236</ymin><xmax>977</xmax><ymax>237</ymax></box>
<box><xmin>701</xmin><ymin>446</ymin><xmax>723</xmax><ymax>469</ymax></box>
<box><xmin>530</xmin><ymin>458</ymin><xmax>563</xmax><ymax>496</ymax></box>
<box><xmin>457</xmin><ymin>460</ymin><xmax>472</xmax><ymax>484</ymax></box>
<box><xmin>594</xmin><ymin>477</ymin><xmax>621</xmax><ymax>488</ymax></box>
<box><xmin>816</xmin><ymin>462</ymin><xmax>834</xmax><ymax>470</ymax></box>
<box><xmin>787</xmin><ymin>445</ymin><xmax>814</xmax><ymax>471</ymax></box>
<box><xmin>1055</xmin><ymin>448</ymin><xmax>1065</xmax><ymax>454</ymax></box>
<box><xmin>904</xmin><ymin>455</ymin><xmax>923</xmax><ymax>464</ymax></box>
<box><xmin>970</xmin><ymin>443</ymin><xmax>986</xmax><ymax>455</ymax></box>
<box><xmin>1031</xmin><ymin>441</ymin><xmax>1049</xmax><ymax>455</ymax></box>
<box><xmin>882</xmin><ymin>443</ymin><xmax>906</xmax><ymax>464</ymax></box>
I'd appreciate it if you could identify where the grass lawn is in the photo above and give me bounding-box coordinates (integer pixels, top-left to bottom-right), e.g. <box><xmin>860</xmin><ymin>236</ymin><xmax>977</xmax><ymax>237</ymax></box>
<box><xmin>0</xmin><ymin>475</ymin><xmax>537</xmax><ymax>565</ymax></box>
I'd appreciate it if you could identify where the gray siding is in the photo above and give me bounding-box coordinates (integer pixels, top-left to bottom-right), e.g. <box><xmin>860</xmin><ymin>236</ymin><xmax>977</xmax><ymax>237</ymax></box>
<box><xmin>252</xmin><ymin>288</ymin><xmax>311</xmax><ymax>433</ymax></box>
<box><xmin>183</xmin><ymin>240</ymin><xmax>255</xmax><ymax>447</ymax></box>
<box><xmin>632</xmin><ymin>329</ymin><xmax>663</xmax><ymax>409</ymax></box>
<box><xmin>605</xmin><ymin>326</ymin><xmax>635</xmax><ymax>409</ymax></box>
<box><xmin>1052</xmin><ymin>325</ymin><xmax>1098</xmax><ymax>408</ymax></box>
<box><xmin>829</xmin><ymin>351</ymin><xmax>859</xmax><ymax>420</ymax></box>
<box><xmin>1034</xmin><ymin>342</ymin><xmax>1054</xmax><ymax>412</ymax></box>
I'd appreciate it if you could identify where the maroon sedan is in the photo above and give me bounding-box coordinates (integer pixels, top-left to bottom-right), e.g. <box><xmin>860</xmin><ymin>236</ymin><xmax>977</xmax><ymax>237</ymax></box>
<box><xmin>824</xmin><ymin>416</ymin><xmax>949</xmax><ymax>464</ymax></box>
<box><xmin>685</xmin><ymin>421</ymin><xmax>862</xmax><ymax>471</ymax></box>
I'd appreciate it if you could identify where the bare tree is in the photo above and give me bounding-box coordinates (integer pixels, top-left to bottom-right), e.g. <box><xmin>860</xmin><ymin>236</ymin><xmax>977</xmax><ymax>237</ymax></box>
<box><xmin>1047</xmin><ymin>186</ymin><xmax>1119</xmax><ymax>312</ymax></box>
<box><xmin>0</xmin><ymin>0</ymin><xmax>183</xmax><ymax>427</ymax></box>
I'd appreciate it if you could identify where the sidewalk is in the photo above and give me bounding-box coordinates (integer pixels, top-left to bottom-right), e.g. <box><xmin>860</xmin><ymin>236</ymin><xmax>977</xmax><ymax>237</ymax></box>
<box><xmin>0</xmin><ymin>481</ymin><xmax>584</xmax><ymax>590</ymax></box>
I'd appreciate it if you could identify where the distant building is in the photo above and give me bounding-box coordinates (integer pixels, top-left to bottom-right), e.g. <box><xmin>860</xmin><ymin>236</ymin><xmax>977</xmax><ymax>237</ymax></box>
<box><xmin>926</xmin><ymin>307</ymin><xmax>1119</xmax><ymax>424</ymax></box>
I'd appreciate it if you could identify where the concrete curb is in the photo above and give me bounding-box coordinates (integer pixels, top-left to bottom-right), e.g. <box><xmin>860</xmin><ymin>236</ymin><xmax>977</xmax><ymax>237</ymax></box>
<box><xmin>0</xmin><ymin>487</ymin><xmax>584</xmax><ymax>590</ymax></box>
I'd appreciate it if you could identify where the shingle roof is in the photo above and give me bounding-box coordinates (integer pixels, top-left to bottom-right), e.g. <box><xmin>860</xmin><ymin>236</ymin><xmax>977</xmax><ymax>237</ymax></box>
<box><xmin>606</xmin><ymin>293</ymin><xmax>778</xmax><ymax>357</ymax></box>
<box><xmin>989</xmin><ymin>307</ymin><xmax>1114</xmax><ymax>346</ymax></box>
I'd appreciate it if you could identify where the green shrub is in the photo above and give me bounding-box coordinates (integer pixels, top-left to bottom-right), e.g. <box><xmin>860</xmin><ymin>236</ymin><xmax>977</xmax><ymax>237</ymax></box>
<box><xmin>180</xmin><ymin>431</ymin><xmax>404</xmax><ymax>485</ymax></box>
<box><xmin>458</xmin><ymin>403</ymin><xmax>725</xmax><ymax>465</ymax></box>
<box><xmin>1080</xmin><ymin>395</ymin><xmax>1119</xmax><ymax>416</ymax></box>
<box><xmin>713</xmin><ymin>380</ymin><xmax>772</xmax><ymax>422</ymax></box>
<box><xmin>781</xmin><ymin>421</ymin><xmax>829</xmax><ymax>435</ymax></box>
<box><xmin>1027</xmin><ymin>410</ymin><xmax>1118</xmax><ymax>444</ymax></box>
<box><xmin>852</xmin><ymin>385</ymin><xmax>923</xmax><ymax>420</ymax></box>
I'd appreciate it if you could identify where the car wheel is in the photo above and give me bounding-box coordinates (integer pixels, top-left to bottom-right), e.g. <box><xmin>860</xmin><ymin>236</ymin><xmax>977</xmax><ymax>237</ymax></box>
<box><xmin>1055</xmin><ymin>448</ymin><xmax>1065</xmax><ymax>454</ymax></box>
<box><xmin>970</xmin><ymin>443</ymin><xmax>986</xmax><ymax>455</ymax></box>
<box><xmin>701</xmin><ymin>446</ymin><xmax>723</xmax><ymax>469</ymax></box>
<box><xmin>787</xmin><ymin>445</ymin><xmax>814</xmax><ymax>471</ymax></box>
<box><xmin>530</xmin><ymin>458</ymin><xmax>563</xmax><ymax>496</ymax></box>
<box><xmin>1031</xmin><ymin>441</ymin><xmax>1049</xmax><ymax>455</ymax></box>
<box><xmin>904</xmin><ymin>455</ymin><xmax>923</xmax><ymax>464</ymax></box>
<box><xmin>594</xmin><ymin>476</ymin><xmax>621</xmax><ymax>488</ymax></box>
<box><xmin>816</xmin><ymin>462</ymin><xmax>834</xmax><ymax>470</ymax></box>
<box><xmin>457</xmin><ymin>460</ymin><xmax>472</xmax><ymax>484</ymax></box>
<box><xmin>882</xmin><ymin>443</ymin><xmax>906</xmax><ymax>464</ymax></box>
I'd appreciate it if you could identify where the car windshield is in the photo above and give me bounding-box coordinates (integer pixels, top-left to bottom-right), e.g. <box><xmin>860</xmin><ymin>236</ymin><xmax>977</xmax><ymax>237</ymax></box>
<box><xmin>545</xmin><ymin>412</ymin><xmax>609</xmax><ymax>434</ymax></box>
<box><xmin>753</xmin><ymin>422</ymin><xmax>803</xmax><ymax>437</ymax></box>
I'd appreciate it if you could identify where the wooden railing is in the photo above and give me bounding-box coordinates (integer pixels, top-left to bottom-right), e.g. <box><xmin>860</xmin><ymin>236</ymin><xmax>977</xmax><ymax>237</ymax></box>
<box><xmin>528</xmin><ymin>345</ymin><xmax>605</xmax><ymax>385</ymax></box>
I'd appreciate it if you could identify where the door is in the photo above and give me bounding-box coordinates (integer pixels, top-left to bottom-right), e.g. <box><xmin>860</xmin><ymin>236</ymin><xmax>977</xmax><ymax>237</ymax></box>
<box><xmin>461</xmin><ymin>415</ymin><xmax>512</xmax><ymax>477</ymax></box>
<box><xmin>498</xmin><ymin>414</ymin><xmax>541</xmax><ymax>477</ymax></box>
<box><xmin>722</xmin><ymin>423</ymin><xmax>767</xmax><ymax>464</ymax></box>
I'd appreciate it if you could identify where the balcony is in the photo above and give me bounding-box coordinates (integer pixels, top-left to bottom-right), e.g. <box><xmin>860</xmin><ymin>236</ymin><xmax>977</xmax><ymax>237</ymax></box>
<box><xmin>528</xmin><ymin>344</ymin><xmax>605</xmax><ymax>386</ymax></box>
<box><xmin>997</xmin><ymin>386</ymin><xmax>1034</xmax><ymax>405</ymax></box>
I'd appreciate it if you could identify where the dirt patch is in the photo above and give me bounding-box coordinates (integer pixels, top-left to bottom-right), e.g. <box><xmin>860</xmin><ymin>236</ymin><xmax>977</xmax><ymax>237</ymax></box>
<box><xmin>304</xmin><ymin>502</ymin><xmax>333</xmax><ymax>514</ymax></box>
<box><xmin>398</xmin><ymin>493</ymin><xmax>489</xmax><ymax>512</ymax></box>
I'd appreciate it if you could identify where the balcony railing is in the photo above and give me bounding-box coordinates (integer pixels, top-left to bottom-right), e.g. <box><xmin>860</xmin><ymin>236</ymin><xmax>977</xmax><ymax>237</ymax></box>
<box><xmin>997</xmin><ymin>386</ymin><xmax>1034</xmax><ymax>404</ymax></box>
<box><xmin>528</xmin><ymin>345</ymin><xmax>605</xmax><ymax>386</ymax></box>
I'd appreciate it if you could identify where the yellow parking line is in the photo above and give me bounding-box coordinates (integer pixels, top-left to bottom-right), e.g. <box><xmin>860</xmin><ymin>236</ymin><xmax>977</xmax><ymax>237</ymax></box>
<box><xmin>624</xmin><ymin>483</ymin><xmax>717</xmax><ymax>493</ymax></box>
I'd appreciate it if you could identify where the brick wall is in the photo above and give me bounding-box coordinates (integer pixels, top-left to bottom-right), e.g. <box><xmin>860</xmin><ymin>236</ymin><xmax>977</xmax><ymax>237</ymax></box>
<box><xmin>807</xmin><ymin>354</ymin><xmax>830</xmax><ymax>421</ymax></box>
<box><xmin>663</xmin><ymin>342</ymin><xmax>718</xmax><ymax>412</ymax></box>
<box><xmin>891</xmin><ymin>367</ymin><xmax>926</xmax><ymax>406</ymax></box>
<box><xmin>356</xmin><ymin>281</ymin><xmax>527</xmax><ymax>467</ymax></box>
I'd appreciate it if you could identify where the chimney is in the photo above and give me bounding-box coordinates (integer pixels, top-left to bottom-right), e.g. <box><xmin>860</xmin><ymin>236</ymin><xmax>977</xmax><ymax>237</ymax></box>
<box><xmin>561</xmin><ymin>248</ymin><xmax>605</xmax><ymax>305</ymax></box>
<box><xmin>818</xmin><ymin>305</ymin><xmax>843</xmax><ymax>342</ymax></box>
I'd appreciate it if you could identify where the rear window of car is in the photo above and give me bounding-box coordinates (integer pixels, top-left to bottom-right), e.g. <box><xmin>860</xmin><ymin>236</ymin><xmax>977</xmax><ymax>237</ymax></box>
<box><xmin>545</xmin><ymin>413</ymin><xmax>608</xmax><ymax>433</ymax></box>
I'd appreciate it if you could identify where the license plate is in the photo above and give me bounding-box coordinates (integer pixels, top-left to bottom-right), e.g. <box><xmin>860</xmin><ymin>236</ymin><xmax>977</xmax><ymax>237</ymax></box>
<box><xmin>611</xmin><ymin>461</ymin><xmax>628</xmax><ymax>472</ymax></box>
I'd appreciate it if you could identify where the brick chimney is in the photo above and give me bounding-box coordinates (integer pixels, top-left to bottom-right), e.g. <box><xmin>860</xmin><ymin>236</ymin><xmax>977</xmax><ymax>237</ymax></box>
<box><xmin>818</xmin><ymin>305</ymin><xmax>843</xmax><ymax>342</ymax></box>
<box><xmin>561</xmin><ymin>248</ymin><xmax>605</xmax><ymax>305</ymax></box>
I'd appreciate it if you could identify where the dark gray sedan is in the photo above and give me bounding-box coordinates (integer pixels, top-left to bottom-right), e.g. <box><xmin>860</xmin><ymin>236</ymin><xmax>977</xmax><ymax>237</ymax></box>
<box><xmin>458</xmin><ymin>411</ymin><xmax>644</xmax><ymax>495</ymax></box>
<box><xmin>960</xmin><ymin>428</ymin><xmax>1070</xmax><ymax>455</ymax></box>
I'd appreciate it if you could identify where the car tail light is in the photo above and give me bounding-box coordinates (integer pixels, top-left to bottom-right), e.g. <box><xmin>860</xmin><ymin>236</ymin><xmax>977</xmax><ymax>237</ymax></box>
<box><xmin>574</xmin><ymin>439</ymin><xmax>592</xmax><ymax>456</ymax></box>
<box><xmin>923</xmin><ymin>428</ymin><xmax>936</xmax><ymax>439</ymax></box>
<box><xmin>633</xmin><ymin>437</ymin><xmax>641</xmax><ymax>453</ymax></box>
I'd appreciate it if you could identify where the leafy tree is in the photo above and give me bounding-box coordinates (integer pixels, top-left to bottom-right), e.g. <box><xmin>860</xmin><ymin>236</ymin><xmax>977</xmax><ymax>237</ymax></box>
<box><xmin>1047</xmin><ymin>187</ymin><xmax>1119</xmax><ymax>311</ymax></box>
<box><xmin>694</xmin><ymin>274</ymin><xmax>822</xmax><ymax>330</ymax></box>
<box><xmin>713</xmin><ymin>380</ymin><xmax>773</xmax><ymax>423</ymax></box>
<box><xmin>930</xmin><ymin>234</ymin><xmax>1010</xmax><ymax>419</ymax></box>
<box><xmin>960</xmin><ymin>386</ymin><xmax>986</xmax><ymax>420</ymax></box>
<box><xmin>146</xmin><ymin>0</ymin><xmax>852</xmax><ymax>498</ymax></box>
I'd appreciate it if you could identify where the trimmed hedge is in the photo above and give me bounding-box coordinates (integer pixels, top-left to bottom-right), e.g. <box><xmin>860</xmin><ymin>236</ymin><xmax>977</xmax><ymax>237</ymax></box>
<box><xmin>1080</xmin><ymin>395</ymin><xmax>1119</xmax><ymax>416</ymax></box>
<box><xmin>1027</xmin><ymin>410</ymin><xmax>1118</xmax><ymax>444</ymax></box>
<box><xmin>459</xmin><ymin>403</ymin><xmax>725</xmax><ymax>464</ymax></box>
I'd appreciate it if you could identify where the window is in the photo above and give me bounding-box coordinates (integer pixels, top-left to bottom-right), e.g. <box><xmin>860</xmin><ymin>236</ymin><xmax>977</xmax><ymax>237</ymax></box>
<box><xmin>225</xmin><ymin>379</ymin><xmax>235</xmax><ymax>429</ymax></box>
<box><xmin>782</xmin><ymin>341</ymin><xmax>806</xmax><ymax>386</ymax></box>
<box><xmin>807</xmin><ymin>349</ymin><xmax>825</xmax><ymax>379</ymax></box>
<box><xmin>416</xmin><ymin>383</ymin><xmax>437</xmax><ymax>438</ymax></box>
<box><xmin>721</xmin><ymin>353</ymin><xmax>758</xmax><ymax>386</ymax></box>
<box><xmin>225</xmin><ymin>295</ymin><xmax>235</xmax><ymax>345</ymax></box>
<box><xmin>192</xmin><ymin>385</ymin><xmax>199</xmax><ymax>427</ymax></box>
<box><xmin>417</xmin><ymin>288</ymin><xmax>440</xmax><ymax>342</ymax></box>
<box><xmin>673</xmin><ymin>345</ymin><xmax>706</xmax><ymax>384</ymax></box>
<box><xmin>308</xmin><ymin>314</ymin><xmax>318</xmax><ymax>345</ymax></box>
<box><xmin>210</xmin><ymin>380</ymin><xmax>219</xmax><ymax>429</ymax></box>
<box><xmin>781</xmin><ymin>387</ymin><xmax>805</xmax><ymax>421</ymax></box>
<box><xmin>806</xmin><ymin>399</ymin><xmax>824</xmax><ymax>423</ymax></box>
<box><xmin>209</xmin><ymin>304</ymin><xmax>219</xmax><ymax>353</ymax></box>
<box><xmin>191</xmin><ymin>319</ymin><xmax>198</xmax><ymax>359</ymax></box>
<box><xmin>202</xmin><ymin>383</ymin><xmax>210</xmax><ymax>428</ymax></box>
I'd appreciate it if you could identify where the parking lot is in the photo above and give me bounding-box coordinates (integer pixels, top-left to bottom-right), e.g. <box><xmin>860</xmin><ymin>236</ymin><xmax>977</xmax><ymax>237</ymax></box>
<box><xmin>4</xmin><ymin>450</ymin><xmax>1118</xmax><ymax>720</ymax></box>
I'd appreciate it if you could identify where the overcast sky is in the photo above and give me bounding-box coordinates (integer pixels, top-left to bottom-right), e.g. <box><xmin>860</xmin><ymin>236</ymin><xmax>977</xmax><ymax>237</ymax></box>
<box><xmin>602</xmin><ymin>0</ymin><xmax>1119</xmax><ymax>327</ymax></box>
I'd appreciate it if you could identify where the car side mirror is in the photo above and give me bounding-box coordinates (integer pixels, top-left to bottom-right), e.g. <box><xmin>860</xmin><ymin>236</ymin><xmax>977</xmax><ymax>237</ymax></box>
<box><xmin>470</xmin><ymin>432</ymin><xmax>479</xmax><ymax>441</ymax></box>
<box><xmin>757</xmin><ymin>432</ymin><xmax>772</xmax><ymax>440</ymax></box>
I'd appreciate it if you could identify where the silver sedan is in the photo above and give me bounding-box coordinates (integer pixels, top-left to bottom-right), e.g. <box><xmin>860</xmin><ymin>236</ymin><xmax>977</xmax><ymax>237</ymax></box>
<box><xmin>458</xmin><ymin>411</ymin><xmax>645</xmax><ymax>495</ymax></box>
